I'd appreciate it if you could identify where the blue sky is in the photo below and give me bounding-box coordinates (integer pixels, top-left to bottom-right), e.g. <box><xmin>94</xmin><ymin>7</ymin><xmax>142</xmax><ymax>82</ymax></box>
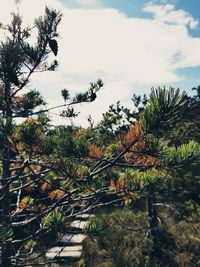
<box><xmin>60</xmin><ymin>0</ymin><xmax>200</xmax><ymax>25</ymax></box>
<box><xmin>61</xmin><ymin>0</ymin><xmax>148</xmax><ymax>17</ymax></box>
<box><xmin>1</xmin><ymin>0</ymin><xmax>200</xmax><ymax>125</ymax></box>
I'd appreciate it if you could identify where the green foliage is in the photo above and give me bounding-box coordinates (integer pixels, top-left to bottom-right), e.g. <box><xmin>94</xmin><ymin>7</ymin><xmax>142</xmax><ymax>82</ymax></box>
<box><xmin>44</xmin><ymin>126</ymin><xmax>76</xmax><ymax>155</ymax></box>
<box><xmin>140</xmin><ymin>87</ymin><xmax>186</xmax><ymax>134</ymax></box>
<box><xmin>42</xmin><ymin>208</ymin><xmax>65</xmax><ymax>231</ymax></box>
<box><xmin>60</xmin><ymin>79</ymin><xmax>104</xmax><ymax>122</ymax></box>
<box><xmin>0</xmin><ymin>8</ymin><xmax>62</xmax><ymax>90</ymax></box>
<box><xmin>167</xmin><ymin>88</ymin><xmax>200</xmax><ymax>145</ymax></box>
<box><xmin>88</xmin><ymin>174</ymin><xmax>108</xmax><ymax>190</ymax></box>
<box><xmin>13</xmin><ymin>90</ymin><xmax>46</xmax><ymax>117</ymax></box>
<box><xmin>20</xmin><ymin>196</ymin><xmax>34</xmax><ymax>208</ymax></box>
<box><xmin>86</xmin><ymin>216</ymin><xmax>107</xmax><ymax>237</ymax></box>
<box><xmin>173</xmin><ymin>220</ymin><xmax>200</xmax><ymax>266</ymax></box>
<box><xmin>24</xmin><ymin>239</ymin><xmax>36</xmax><ymax>251</ymax></box>
<box><xmin>124</xmin><ymin>169</ymin><xmax>166</xmax><ymax>193</ymax></box>
<box><xmin>35</xmin><ymin>6</ymin><xmax>62</xmax><ymax>39</ymax></box>
<box><xmin>0</xmin><ymin>39</ymin><xmax>22</xmax><ymax>85</ymax></box>
<box><xmin>83</xmin><ymin>210</ymin><xmax>151</xmax><ymax>267</ymax></box>
<box><xmin>142</xmin><ymin>135</ymin><xmax>168</xmax><ymax>157</ymax></box>
<box><xmin>48</xmin><ymin>59</ymin><xmax>59</xmax><ymax>71</ymax></box>
<box><xmin>23</xmin><ymin>90</ymin><xmax>45</xmax><ymax>109</ymax></box>
<box><xmin>61</xmin><ymin>88</ymin><xmax>70</xmax><ymax>103</ymax></box>
<box><xmin>74</xmin><ymin>91</ymin><xmax>90</xmax><ymax>103</ymax></box>
<box><xmin>104</xmin><ymin>143</ymin><xmax>120</xmax><ymax>158</ymax></box>
<box><xmin>98</xmin><ymin>101</ymin><xmax>137</xmax><ymax>138</ymax></box>
<box><xmin>73</xmin><ymin>79</ymin><xmax>103</xmax><ymax>103</ymax></box>
<box><xmin>163</xmin><ymin>140</ymin><xmax>200</xmax><ymax>168</ymax></box>
<box><xmin>44</xmin><ymin>172</ymin><xmax>57</xmax><ymax>182</ymax></box>
<box><xmin>37</xmin><ymin>113</ymin><xmax>51</xmax><ymax>126</ymax></box>
<box><xmin>132</xmin><ymin>93</ymin><xmax>148</xmax><ymax>109</ymax></box>
<box><xmin>44</xmin><ymin>126</ymin><xmax>101</xmax><ymax>157</ymax></box>
<box><xmin>61</xmin><ymin>106</ymin><xmax>80</xmax><ymax>118</ymax></box>
<box><xmin>0</xmin><ymin>225</ymin><xmax>13</xmax><ymax>245</ymax></box>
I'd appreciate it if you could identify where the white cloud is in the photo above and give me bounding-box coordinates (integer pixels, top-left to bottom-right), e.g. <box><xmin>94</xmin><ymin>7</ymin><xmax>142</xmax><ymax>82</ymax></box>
<box><xmin>144</xmin><ymin>2</ymin><xmax>198</xmax><ymax>29</ymax></box>
<box><xmin>1</xmin><ymin>1</ymin><xmax>200</xmax><ymax>126</ymax></box>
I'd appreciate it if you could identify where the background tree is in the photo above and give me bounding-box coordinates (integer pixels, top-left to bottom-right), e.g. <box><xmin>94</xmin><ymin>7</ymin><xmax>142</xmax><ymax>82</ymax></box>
<box><xmin>0</xmin><ymin>7</ymin><xmax>63</xmax><ymax>266</ymax></box>
<box><xmin>82</xmin><ymin>87</ymin><xmax>200</xmax><ymax>267</ymax></box>
<box><xmin>0</xmin><ymin>6</ymin><xmax>105</xmax><ymax>266</ymax></box>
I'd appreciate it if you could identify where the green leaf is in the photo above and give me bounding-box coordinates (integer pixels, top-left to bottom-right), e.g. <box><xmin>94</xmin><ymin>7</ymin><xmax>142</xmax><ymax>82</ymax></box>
<box><xmin>140</xmin><ymin>87</ymin><xmax>186</xmax><ymax>134</ymax></box>
<box><xmin>42</xmin><ymin>208</ymin><xmax>65</xmax><ymax>231</ymax></box>
<box><xmin>163</xmin><ymin>140</ymin><xmax>200</xmax><ymax>168</ymax></box>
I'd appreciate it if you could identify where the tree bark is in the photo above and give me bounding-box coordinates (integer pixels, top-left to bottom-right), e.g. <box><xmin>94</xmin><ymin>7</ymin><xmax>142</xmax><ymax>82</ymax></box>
<box><xmin>147</xmin><ymin>193</ymin><xmax>158</xmax><ymax>238</ymax></box>
<box><xmin>146</xmin><ymin>188</ymin><xmax>161</xmax><ymax>265</ymax></box>
<box><xmin>1</xmin><ymin>153</ymin><xmax>12</xmax><ymax>267</ymax></box>
<box><xmin>1</xmin><ymin>83</ymin><xmax>12</xmax><ymax>267</ymax></box>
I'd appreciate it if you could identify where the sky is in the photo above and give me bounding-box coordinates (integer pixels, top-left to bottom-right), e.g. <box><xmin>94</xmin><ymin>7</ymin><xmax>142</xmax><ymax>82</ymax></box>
<box><xmin>1</xmin><ymin>0</ymin><xmax>200</xmax><ymax>126</ymax></box>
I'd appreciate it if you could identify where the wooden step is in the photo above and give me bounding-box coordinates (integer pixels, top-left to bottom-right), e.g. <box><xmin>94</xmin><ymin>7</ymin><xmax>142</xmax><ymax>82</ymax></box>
<box><xmin>46</xmin><ymin>246</ymin><xmax>82</xmax><ymax>259</ymax></box>
<box><xmin>70</xmin><ymin>220</ymin><xmax>88</xmax><ymax>229</ymax></box>
<box><xmin>59</xmin><ymin>234</ymin><xmax>86</xmax><ymax>244</ymax></box>
<box><xmin>75</xmin><ymin>213</ymin><xmax>94</xmax><ymax>220</ymax></box>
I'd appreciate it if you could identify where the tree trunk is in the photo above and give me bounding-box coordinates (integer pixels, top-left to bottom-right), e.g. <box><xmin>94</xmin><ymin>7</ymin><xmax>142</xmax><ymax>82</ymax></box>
<box><xmin>146</xmin><ymin>189</ymin><xmax>161</xmax><ymax>265</ymax></box>
<box><xmin>147</xmin><ymin>193</ymin><xmax>158</xmax><ymax>238</ymax></box>
<box><xmin>1</xmin><ymin>83</ymin><xmax>12</xmax><ymax>267</ymax></box>
<box><xmin>1</xmin><ymin>153</ymin><xmax>12</xmax><ymax>267</ymax></box>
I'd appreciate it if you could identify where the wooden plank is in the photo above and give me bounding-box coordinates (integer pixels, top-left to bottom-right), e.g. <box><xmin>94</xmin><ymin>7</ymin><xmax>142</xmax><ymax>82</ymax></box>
<box><xmin>46</xmin><ymin>250</ymin><xmax>82</xmax><ymax>258</ymax></box>
<box><xmin>59</xmin><ymin>234</ymin><xmax>86</xmax><ymax>244</ymax></box>
<box><xmin>46</xmin><ymin>246</ymin><xmax>82</xmax><ymax>258</ymax></box>
<box><xmin>75</xmin><ymin>213</ymin><xmax>94</xmax><ymax>220</ymax></box>
<box><xmin>70</xmin><ymin>220</ymin><xmax>88</xmax><ymax>229</ymax></box>
<box><xmin>47</xmin><ymin>246</ymin><xmax>82</xmax><ymax>253</ymax></box>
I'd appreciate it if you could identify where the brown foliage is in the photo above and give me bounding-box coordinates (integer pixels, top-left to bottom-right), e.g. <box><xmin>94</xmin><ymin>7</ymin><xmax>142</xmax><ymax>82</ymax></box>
<box><xmin>40</xmin><ymin>182</ymin><xmax>51</xmax><ymax>192</ymax></box>
<box><xmin>49</xmin><ymin>189</ymin><xmax>65</xmax><ymax>200</ymax></box>
<box><xmin>120</xmin><ymin>122</ymin><xmax>143</xmax><ymax>146</ymax></box>
<box><xmin>89</xmin><ymin>144</ymin><xmax>102</xmax><ymax>158</ymax></box>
